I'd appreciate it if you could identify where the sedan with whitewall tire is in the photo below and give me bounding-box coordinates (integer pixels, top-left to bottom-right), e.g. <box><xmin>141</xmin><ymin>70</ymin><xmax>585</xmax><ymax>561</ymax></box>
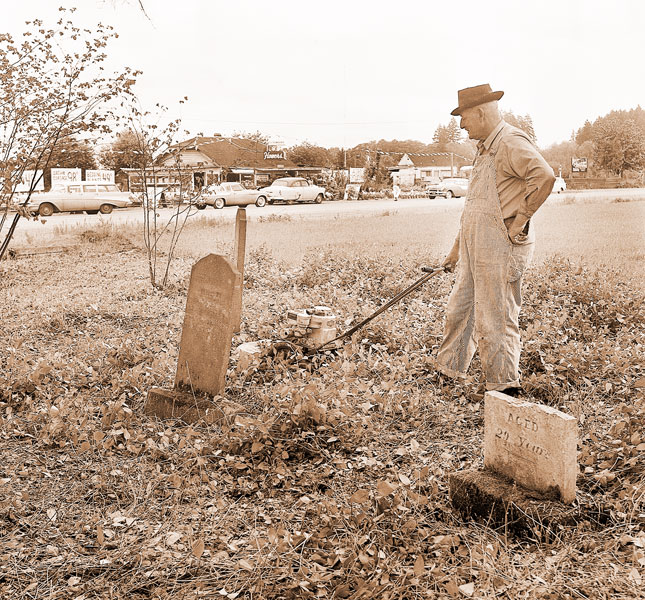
<box><xmin>199</xmin><ymin>182</ymin><xmax>268</xmax><ymax>209</ymax></box>
<box><xmin>259</xmin><ymin>177</ymin><xmax>325</xmax><ymax>204</ymax></box>
<box><xmin>27</xmin><ymin>182</ymin><xmax>134</xmax><ymax>216</ymax></box>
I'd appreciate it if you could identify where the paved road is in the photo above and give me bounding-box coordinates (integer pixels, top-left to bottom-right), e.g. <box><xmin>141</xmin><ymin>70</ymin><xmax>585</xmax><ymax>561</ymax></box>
<box><xmin>12</xmin><ymin>187</ymin><xmax>645</xmax><ymax>235</ymax></box>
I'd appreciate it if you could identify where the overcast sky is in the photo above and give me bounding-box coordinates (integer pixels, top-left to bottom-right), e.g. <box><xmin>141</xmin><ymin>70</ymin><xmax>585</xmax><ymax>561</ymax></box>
<box><xmin>6</xmin><ymin>0</ymin><xmax>645</xmax><ymax>149</ymax></box>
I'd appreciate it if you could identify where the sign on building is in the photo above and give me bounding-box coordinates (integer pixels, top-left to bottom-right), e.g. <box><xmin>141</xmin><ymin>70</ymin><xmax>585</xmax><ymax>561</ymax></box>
<box><xmin>15</xmin><ymin>170</ymin><xmax>45</xmax><ymax>192</ymax></box>
<box><xmin>86</xmin><ymin>169</ymin><xmax>115</xmax><ymax>184</ymax></box>
<box><xmin>51</xmin><ymin>168</ymin><xmax>82</xmax><ymax>184</ymax></box>
<box><xmin>571</xmin><ymin>157</ymin><xmax>588</xmax><ymax>172</ymax></box>
<box><xmin>264</xmin><ymin>151</ymin><xmax>285</xmax><ymax>160</ymax></box>
<box><xmin>349</xmin><ymin>167</ymin><xmax>365</xmax><ymax>183</ymax></box>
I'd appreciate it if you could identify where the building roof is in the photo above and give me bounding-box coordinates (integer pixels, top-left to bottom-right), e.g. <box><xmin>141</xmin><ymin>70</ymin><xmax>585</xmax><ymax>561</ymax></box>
<box><xmin>399</xmin><ymin>152</ymin><xmax>471</xmax><ymax>168</ymax></box>
<box><xmin>169</xmin><ymin>136</ymin><xmax>298</xmax><ymax>170</ymax></box>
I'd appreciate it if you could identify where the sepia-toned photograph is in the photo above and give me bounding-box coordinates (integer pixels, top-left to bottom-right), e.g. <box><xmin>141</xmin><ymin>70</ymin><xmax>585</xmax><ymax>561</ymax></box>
<box><xmin>1</xmin><ymin>1</ymin><xmax>643</xmax><ymax>598</ymax></box>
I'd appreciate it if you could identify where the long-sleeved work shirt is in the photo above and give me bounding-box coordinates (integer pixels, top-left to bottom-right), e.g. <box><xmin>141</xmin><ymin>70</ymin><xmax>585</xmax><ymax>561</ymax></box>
<box><xmin>476</xmin><ymin>120</ymin><xmax>555</xmax><ymax>221</ymax></box>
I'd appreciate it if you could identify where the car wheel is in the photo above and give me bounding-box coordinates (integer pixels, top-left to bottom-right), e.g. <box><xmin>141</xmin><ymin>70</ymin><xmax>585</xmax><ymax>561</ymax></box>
<box><xmin>39</xmin><ymin>203</ymin><xmax>55</xmax><ymax>217</ymax></box>
<box><xmin>99</xmin><ymin>204</ymin><xmax>113</xmax><ymax>214</ymax></box>
<box><xmin>444</xmin><ymin>190</ymin><xmax>454</xmax><ymax>199</ymax></box>
<box><xmin>196</xmin><ymin>204</ymin><xmax>206</xmax><ymax>210</ymax></box>
<box><xmin>428</xmin><ymin>195</ymin><xmax>436</xmax><ymax>199</ymax></box>
<box><xmin>214</xmin><ymin>198</ymin><xmax>225</xmax><ymax>209</ymax></box>
<box><xmin>255</xmin><ymin>195</ymin><xmax>267</xmax><ymax>208</ymax></box>
<box><xmin>314</xmin><ymin>193</ymin><xmax>323</xmax><ymax>204</ymax></box>
<box><xmin>86</xmin><ymin>210</ymin><xmax>99</xmax><ymax>215</ymax></box>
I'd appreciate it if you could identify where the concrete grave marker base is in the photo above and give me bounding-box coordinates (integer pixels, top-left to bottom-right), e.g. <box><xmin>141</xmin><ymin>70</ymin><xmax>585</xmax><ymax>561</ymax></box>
<box><xmin>449</xmin><ymin>469</ymin><xmax>582</xmax><ymax>538</ymax></box>
<box><xmin>145</xmin><ymin>387</ymin><xmax>242</xmax><ymax>425</ymax></box>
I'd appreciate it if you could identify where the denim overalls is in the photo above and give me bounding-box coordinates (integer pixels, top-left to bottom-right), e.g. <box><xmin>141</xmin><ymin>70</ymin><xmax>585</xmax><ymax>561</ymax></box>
<box><xmin>435</xmin><ymin>144</ymin><xmax>535</xmax><ymax>391</ymax></box>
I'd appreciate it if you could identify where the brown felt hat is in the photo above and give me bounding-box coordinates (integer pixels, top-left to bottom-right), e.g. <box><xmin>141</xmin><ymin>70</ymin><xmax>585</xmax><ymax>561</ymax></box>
<box><xmin>451</xmin><ymin>84</ymin><xmax>504</xmax><ymax>116</ymax></box>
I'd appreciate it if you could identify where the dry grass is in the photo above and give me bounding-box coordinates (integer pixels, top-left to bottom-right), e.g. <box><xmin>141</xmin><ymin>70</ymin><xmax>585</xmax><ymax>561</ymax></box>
<box><xmin>0</xmin><ymin>199</ymin><xmax>643</xmax><ymax>599</ymax></box>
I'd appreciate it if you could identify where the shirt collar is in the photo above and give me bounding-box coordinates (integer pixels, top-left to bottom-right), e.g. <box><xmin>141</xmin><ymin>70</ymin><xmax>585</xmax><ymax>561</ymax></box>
<box><xmin>477</xmin><ymin>119</ymin><xmax>505</xmax><ymax>153</ymax></box>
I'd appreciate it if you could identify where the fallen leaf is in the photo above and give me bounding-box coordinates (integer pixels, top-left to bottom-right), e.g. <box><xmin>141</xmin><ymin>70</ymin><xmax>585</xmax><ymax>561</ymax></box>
<box><xmin>376</xmin><ymin>480</ymin><xmax>397</xmax><ymax>498</ymax></box>
<box><xmin>166</xmin><ymin>532</ymin><xmax>182</xmax><ymax>546</ymax></box>
<box><xmin>238</xmin><ymin>559</ymin><xmax>253</xmax><ymax>571</ymax></box>
<box><xmin>192</xmin><ymin>538</ymin><xmax>205</xmax><ymax>558</ymax></box>
<box><xmin>349</xmin><ymin>489</ymin><xmax>370</xmax><ymax>504</ymax></box>
<box><xmin>413</xmin><ymin>554</ymin><xmax>424</xmax><ymax>576</ymax></box>
<box><xmin>459</xmin><ymin>582</ymin><xmax>475</xmax><ymax>597</ymax></box>
<box><xmin>398</xmin><ymin>473</ymin><xmax>411</xmax><ymax>486</ymax></box>
<box><xmin>633</xmin><ymin>376</ymin><xmax>645</xmax><ymax>388</ymax></box>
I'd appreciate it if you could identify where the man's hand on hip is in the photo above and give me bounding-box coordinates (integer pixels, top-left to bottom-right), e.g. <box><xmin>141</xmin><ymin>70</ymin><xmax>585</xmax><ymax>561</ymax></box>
<box><xmin>507</xmin><ymin>214</ymin><xmax>529</xmax><ymax>244</ymax></box>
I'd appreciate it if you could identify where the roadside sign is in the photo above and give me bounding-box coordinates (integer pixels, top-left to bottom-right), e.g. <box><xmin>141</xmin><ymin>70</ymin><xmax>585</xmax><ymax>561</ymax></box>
<box><xmin>51</xmin><ymin>168</ymin><xmax>82</xmax><ymax>184</ymax></box>
<box><xmin>349</xmin><ymin>167</ymin><xmax>365</xmax><ymax>183</ymax></box>
<box><xmin>571</xmin><ymin>157</ymin><xmax>588</xmax><ymax>172</ymax></box>
<box><xmin>86</xmin><ymin>169</ymin><xmax>115</xmax><ymax>183</ymax></box>
<box><xmin>15</xmin><ymin>170</ymin><xmax>44</xmax><ymax>192</ymax></box>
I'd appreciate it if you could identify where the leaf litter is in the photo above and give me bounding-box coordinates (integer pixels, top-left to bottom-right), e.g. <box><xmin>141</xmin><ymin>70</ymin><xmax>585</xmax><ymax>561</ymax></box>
<box><xmin>0</xmin><ymin>241</ymin><xmax>643</xmax><ymax>599</ymax></box>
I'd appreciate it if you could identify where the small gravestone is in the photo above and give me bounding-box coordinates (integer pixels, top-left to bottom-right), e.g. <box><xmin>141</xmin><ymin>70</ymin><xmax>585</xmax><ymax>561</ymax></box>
<box><xmin>145</xmin><ymin>254</ymin><xmax>242</xmax><ymax>424</ymax></box>
<box><xmin>484</xmin><ymin>392</ymin><xmax>577</xmax><ymax>502</ymax></box>
<box><xmin>450</xmin><ymin>391</ymin><xmax>579</xmax><ymax>536</ymax></box>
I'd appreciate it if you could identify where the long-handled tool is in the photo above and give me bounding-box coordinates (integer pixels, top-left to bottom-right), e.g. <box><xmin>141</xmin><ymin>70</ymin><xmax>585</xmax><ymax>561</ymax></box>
<box><xmin>311</xmin><ymin>266</ymin><xmax>445</xmax><ymax>353</ymax></box>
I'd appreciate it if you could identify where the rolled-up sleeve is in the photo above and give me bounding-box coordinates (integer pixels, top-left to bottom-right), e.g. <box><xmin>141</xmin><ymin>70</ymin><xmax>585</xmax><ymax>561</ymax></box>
<box><xmin>502</xmin><ymin>133</ymin><xmax>556</xmax><ymax>218</ymax></box>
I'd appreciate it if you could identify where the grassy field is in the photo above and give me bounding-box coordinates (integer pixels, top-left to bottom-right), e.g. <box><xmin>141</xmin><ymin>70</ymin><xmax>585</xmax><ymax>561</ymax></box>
<box><xmin>0</xmin><ymin>198</ymin><xmax>643</xmax><ymax>599</ymax></box>
<box><xmin>171</xmin><ymin>198</ymin><xmax>644</xmax><ymax>281</ymax></box>
<box><xmin>11</xmin><ymin>197</ymin><xmax>645</xmax><ymax>280</ymax></box>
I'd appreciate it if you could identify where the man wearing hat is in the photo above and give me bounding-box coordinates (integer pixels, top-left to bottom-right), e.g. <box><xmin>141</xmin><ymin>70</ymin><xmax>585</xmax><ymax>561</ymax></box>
<box><xmin>434</xmin><ymin>84</ymin><xmax>555</xmax><ymax>396</ymax></box>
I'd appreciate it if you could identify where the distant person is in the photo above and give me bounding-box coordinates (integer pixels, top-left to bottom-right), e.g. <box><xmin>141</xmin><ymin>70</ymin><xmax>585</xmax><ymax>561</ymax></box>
<box><xmin>392</xmin><ymin>182</ymin><xmax>401</xmax><ymax>202</ymax></box>
<box><xmin>432</xmin><ymin>84</ymin><xmax>555</xmax><ymax>397</ymax></box>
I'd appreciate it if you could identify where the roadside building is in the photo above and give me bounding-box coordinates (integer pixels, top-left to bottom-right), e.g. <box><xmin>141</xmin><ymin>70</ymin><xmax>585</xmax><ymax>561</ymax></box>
<box><xmin>123</xmin><ymin>135</ymin><xmax>323</xmax><ymax>197</ymax></box>
<box><xmin>389</xmin><ymin>152</ymin><xmax>471</xmax><ymax>186</ymax></box>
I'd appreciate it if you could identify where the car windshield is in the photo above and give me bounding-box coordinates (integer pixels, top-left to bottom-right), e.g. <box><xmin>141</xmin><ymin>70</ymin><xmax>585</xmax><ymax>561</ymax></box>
<box><xmin>271</xmin><ymin>179</ymin><xmax>292</xmax><ymax>187</ymax></box>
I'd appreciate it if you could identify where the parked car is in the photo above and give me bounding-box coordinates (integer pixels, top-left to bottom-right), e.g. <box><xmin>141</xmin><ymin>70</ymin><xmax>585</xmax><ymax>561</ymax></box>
<box><xmin>426</xmin><ymin>177</ymin><xmax>469</xmax><ymax>199</ymax></box>
<box><xmin>199</xmin><ymin>182</ymin><xmax>268</xmax><ymax>209</ymax></box>
<box><xmin>259</xmin><ymin>177</ymin><xmax>325</xmax><ymax>204</ymax></box>
<box><xmin>552</xmin><ymin>176</ymin><xmax>567</xmax><ymax>193</ymax></box>
<box><xmin>27</xmin><ymin>182</ymin><xmax>134</xmax><ymax>216</ymax></box>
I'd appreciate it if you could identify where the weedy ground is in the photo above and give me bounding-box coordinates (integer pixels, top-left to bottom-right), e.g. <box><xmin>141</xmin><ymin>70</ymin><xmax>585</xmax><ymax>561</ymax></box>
<box><xmin>0</xmin><ymin>199</ymin><xmax>643</xmax><ymax>599</ymax></box>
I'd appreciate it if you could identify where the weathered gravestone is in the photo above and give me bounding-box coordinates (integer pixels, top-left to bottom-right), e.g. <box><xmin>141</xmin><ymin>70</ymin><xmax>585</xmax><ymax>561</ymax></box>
<box><xmin>145</xmin><ymin>254</ymin><xmax>242</xmax><ymax>424</ymax></box>
<box><xmin>450</xmin><ymin>391</ymin><xmax>579</xmax><ymax>535</ymax></box>
<box><xmin>483</xmin><ymin>392</ymin><xmax>577</xmax><ymax>502</ymax></box>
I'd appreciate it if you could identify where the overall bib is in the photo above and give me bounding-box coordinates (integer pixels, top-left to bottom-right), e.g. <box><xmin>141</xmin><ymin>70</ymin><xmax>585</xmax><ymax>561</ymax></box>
<box><xmin>435</xmin><ymin>147</ymin><xmax>535</xmax><ymax>391</ymax></box>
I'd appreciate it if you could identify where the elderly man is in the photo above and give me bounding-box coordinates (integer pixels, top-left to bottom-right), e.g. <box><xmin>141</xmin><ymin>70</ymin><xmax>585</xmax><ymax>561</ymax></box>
<box><xmin>434</xmin><ymin>84</ymin><xmax>555</xmax><ymax>396</ymax></box>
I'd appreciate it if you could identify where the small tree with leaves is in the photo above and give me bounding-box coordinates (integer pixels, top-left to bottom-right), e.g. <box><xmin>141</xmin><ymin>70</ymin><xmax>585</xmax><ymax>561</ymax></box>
<box><xmin>0</xmin><ymin>8</ymin><xmax>138</xmax><ymax>261</ymax></box>
<box><xmin>122</xmin><ymin>101</ymin><xmax>206</xmax><ymax>289</ymax></box>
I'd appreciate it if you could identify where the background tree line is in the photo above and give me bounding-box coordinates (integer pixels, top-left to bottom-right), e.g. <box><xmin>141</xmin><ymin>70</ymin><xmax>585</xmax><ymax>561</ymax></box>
<box><xmin>66</xmin><ymin>106</ymin><xmax>645</xmax><ymax>185</ymax></box>
<box><xmin>542</xmin><ymin>106</ymin><xmax>645</xmax><ymax>178</ymax></box>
